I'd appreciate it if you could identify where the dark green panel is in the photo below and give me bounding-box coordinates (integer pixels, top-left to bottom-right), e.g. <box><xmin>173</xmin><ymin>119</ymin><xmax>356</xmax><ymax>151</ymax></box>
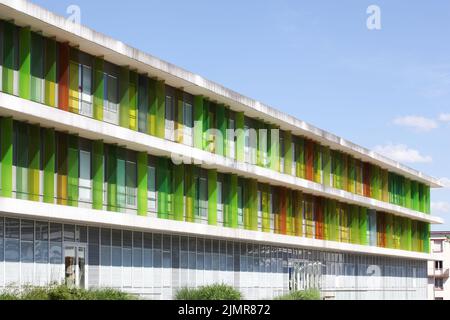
<box><xmin>92</xmin><ymin>140</ymin><xmax>104</xmax><ymax>210</ymax></box>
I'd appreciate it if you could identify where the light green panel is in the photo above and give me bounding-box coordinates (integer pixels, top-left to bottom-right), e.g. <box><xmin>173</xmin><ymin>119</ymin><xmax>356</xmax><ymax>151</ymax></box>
<box><xmin>230</xmin><ymin>174</ymin><xmax>238</xmax><ymax>228</ymax></box>
<box><xmin>173</xmin><ymin>164</ymin><xmax>184</xmax><ymax>221</ymax></box>
<box><xmin>216</xmin><ymin>104</ymin><xmax>226</xmax><ymax>157</ymax></box>
<box><xmin>44</xmin><ymin>38</ymin><xmax>57</xmax><ymax>107</ymax></box>
<box><xmin>208</xmin><ymin>170</ymin><xmax>217</xmax><ymax>225</ymax></box>
<box><xmin>284</xmin><ymin>132</ymin><xmax>292</xmax><ymax>175</ymax></box>
<box><xmin>2</xmin><ymin>22</ymin><xmax>15</xmax><ymax>95</ymax></box>
<box><xmin>30</xmin><ymin>32</ymin><xmax>43</xmax><ymax>103</ymax></box>
<box><xmin>269</xmin><ymin>125</ymin><xmax>279</xmax><ymax>172</ymax></box>
<box><xmin>194</xmin><ymin>96</ymin><xmax>204</xmax><ymax>150</ymax></box>
<box><xmin>19</xmin><ymin>27</ymin><xmax>31</xmax><ymax>100</ymax></box>
<box><xmin>92</xmin><ymin>140</ymin><xmax>104</xmax><ymax>210</ymax></box>
<box><xmin>137</xmin><ymin>152</ymin><xmax>148</xmax><ymax>216</ymax></box>
<box><xmin>157</xmin><ymin>157</ymin><xmax>169</xmax><ymax>219</ymax></box>
<box><xmin>185</xmin><ymin>165</ymin><xmax>195</xmax><ymax>223</ymax></box>
<box><xmin>43</xmin><ymin>128</ymin><xmax>55</xmax><ymax>204</ymax></box>
<box><xmin>129</xmin><ymin>71</ymin><xmax>138</xmax><ymax>131</ymax></box>
<box><xmin>148</xmin><ymin>79</ymin><xmax>157</xmax><ymax>136</ymax></box>
<box><xmin>28</xmin><ymin>125</ymin><xmax>40</xmax><ymax>201</ymax></box>
<box><xmin>67</xmin><ymin>135</ymin><xmax>79</xmax><ymax>207</ymax></box>
<box><xmin>16</xmin><ymin>122</ymin><xmax>28</xmax><ymax>200</ymax></box>
<box><xmin>93</xmin><ymin>57</ymin><xmax>104</xmax><ymax>121</ymax></box>
<box><xmin>155</xmin><ymin>80</ymin><xmax>165</xmax><ymax>139</ymax></box>
<box><xmin>106</xmin><ymin>145</ymin><xmax>118</xmax><ymax>212</ymax></box>
<box><xmin>359</xmin><ymin>207</ymin><xmax>367</xmax><ymax>245</ymax></box>
<box><xmin>116</xmin><ymin>148</ymin><xmax>126</xmax><ymax>211</ymax></box>
<box><xmin>322</xmin><ymin>146</ymin><xmax>331</xmax><ymax>187</ymax></box>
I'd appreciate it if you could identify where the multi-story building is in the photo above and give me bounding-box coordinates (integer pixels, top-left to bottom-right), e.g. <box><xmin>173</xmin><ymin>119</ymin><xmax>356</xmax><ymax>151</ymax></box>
<box><xmin>428</xmin><ymin>232</ymin><xmax>450</xmax><ymax>300</ymax></box>
<box><xmin>0</xmin><ymin>0</ymin><xmax>444</xmax><ymax>300</ymax></box>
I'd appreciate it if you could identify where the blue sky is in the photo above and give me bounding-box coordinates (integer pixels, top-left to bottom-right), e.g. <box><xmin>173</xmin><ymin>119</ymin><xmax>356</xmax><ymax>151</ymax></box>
<box><xmin>33</xmin><ymin>0</ymin><xmax>450</xmax><ymax>230</ymax></box>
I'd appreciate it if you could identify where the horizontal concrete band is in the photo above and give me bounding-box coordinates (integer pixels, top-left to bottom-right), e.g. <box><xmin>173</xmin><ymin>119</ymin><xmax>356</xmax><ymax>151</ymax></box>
<box><xmin>0</xmin><ymin>197</ymin><xmax>432</xmax><ymax>261</ymax></box>
<box><xmin>0</xmin><ymin>0</ymin><xmax>442</xmax><ymax>188</ymax></box>
<box><xmin>0</xmin><ymin>93</ymin><xmax>442</xmax><ymax>225</ymax></box>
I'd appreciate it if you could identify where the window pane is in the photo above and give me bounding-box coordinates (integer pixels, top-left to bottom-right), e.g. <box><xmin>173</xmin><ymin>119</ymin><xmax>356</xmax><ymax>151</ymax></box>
<box><xmin>64</xmin><ymin>225</ymin><xmax>75</xmax><ymax>242</ymax></box>
<box><xmin>5</xmin><ymin>239</ymin><xmax>19</xmax><ymax>262</ymax></box>
<box><xmin>5</xmin><ymin>218</ymin><xmax>19</xmax><ymax>239</ymax></box>
<box><xmin>123</xmin><ymin>231</ymin><xmax>132</xmax><ymax>248</ymax></box>
<box><xmin>21</xmin><ymin>241</ymin><xmax>34</xmax><ymax>262</ymax></box>
<box><xmin>49</xmin><ymin>242</ymin><xmax>62</xmax><ymax>264</ymax></box>
<box><xmin>50</xmin><ymin>223</ymin><xmax>62</xmax><ymax>242</ymax></box>
<box><xmin>35</xmin><ymin>240</ymin><xmax>49</xmax><ymax>263</ymax></box>
<box><xmin>35</xmin><ymin>222</ymin><xmax>48</xmax><ymax>241</ymax></box>
<box><xmin>21</xmin><ymin>220</ymin><xmax>34</xmax><ymax>242</ymax></box>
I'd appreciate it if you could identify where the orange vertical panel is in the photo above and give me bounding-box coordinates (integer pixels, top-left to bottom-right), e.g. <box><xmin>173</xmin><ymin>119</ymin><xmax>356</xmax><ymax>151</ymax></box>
<box><xmin>315</xmin><ymin>198</ymin><xmax>324</xmax><ymax>240</ymax></box>
<box><xmin>58</xmin><ymin>42</ymin><xmax>69</xmax><ymax>111</ymax></box>
<box><xmin>305</xmin><ymin>140</ymin><xmax>314</xmax><ymax>181</ymax></box>
<box><xmin>363</xmin><ymin>162</ymin><xmax>371</xmax><ymax>198</ymax></box>
<box><xmin>377</xmin><ymin>213</ymin><xmax>386</xmax><ymax>248</ymax></box>
<box><xmin>280</xmin><ymin>188</ymin><xmax>287</xmax><ymax>235</ymax></box>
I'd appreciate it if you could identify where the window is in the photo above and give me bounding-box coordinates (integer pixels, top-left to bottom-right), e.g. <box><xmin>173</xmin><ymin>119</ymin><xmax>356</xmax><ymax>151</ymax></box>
<box><xmin>49</xmin><ymin>223</ymin><xmax>62</xmax><ymax>264</ymax></box>
<box><xmin>257</xmin><ymin>189</ymin><xmax>262</xmax><ymax>230</ymax></box>
<box><xmin>237</xmin><ymin>185</ymin><xmax>244</xmax><ymax>227</ymax></box>
<box><xmin>125</xmin><ymin>153</ymin><xmax>137</xmax><ymax>208</ymax></box>
<box><xmin>228</xmin><ymin>116</ymin><xmax>236</xmax><ymax>160</ymax></box>
<box><xmin>291</xmin><ymin>142</ymin><xmax>296</xmax><ymax>175</ymax></box>
<box><xmin>5</xmin><ymin>218</ymin><xmax>19</xmax><ymax>262</ymax></box>
<box><xmin>433</xmin><ymin>240</ymin><xmax>443</xmax><ymax>253</ymax></box>
<box><xmin>244</xmin><ymin>125</ymin><xmax>250</xmax><ymax>163</ymax></box>
<box><xmin>165</xmin><ymin>92</ymin><xmax>175</xmax><ymax>141</ymax></box>
<box><xmin>198</xmin><ymin>175</ymin><xmax>208</xmax><ymax>220</ymax></box>
<box><xmin>435</xmin><ymin>278</ymin><xmax>444</xmax><ymax>290</ymax></box>
<box><xmin>35</xmin><ymin>221</ymin><xmax>48</xmax><ymax>263</ymax></box>
<box><xmin>280</xmin><ymin>135</ymin><xmax>285</xmax><ymax>173</ymax></box>
<box><xmin>138</xmin><ymin>76</ymin><xmax>148</xmax><ymax>133</ymax></box>
<box><xmin>79</xmin><ymin>148</ymin><xmax>92</xmax><ymax>203</ymax></box>
<box><xmin>79</xmin><ymin>64</ymin><xmax>93</xmax><ymax>117</ymax></box>
<box><xmin>148</xmin><ymin>160</ymin><xmax>157</xmax><ymax>214</ymax></box>
<box><xmin>21</xmin><ymin>220</ymin><xmax>34</xmax><ymax>263</ymax></box>
<box><xmin>435</xmin><ymin>261</ymin><xmax>443</xmax><ymax>270</ymax></box>
<box><xmin>183</xmin><ymin>99</ymin><xmax>193</xmax><ymax>146</ymax></box>
<box><xmin>269</xmin><ymin>192</ymin><xmax>274</xmax><ymax>232</ymax></box>
<box><xmin>103</xmin><ymin>74</ymin><xmax>119</xmax><ymax>124</ymax></box>
<box><xmin>100</xmin><ymin>228</ymin><xmax>111</xmax><ymax>267</ymax></box>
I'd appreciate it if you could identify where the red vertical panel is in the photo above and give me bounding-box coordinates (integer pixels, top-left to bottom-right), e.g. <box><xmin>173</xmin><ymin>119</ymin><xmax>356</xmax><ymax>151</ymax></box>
<box><xmin>305</xmin><ymin>140</ymin><xmax>314</xmax><ymax>181</ymax></box>
<box><xmin>58</xmin><ymin>42</ymin><xmax>69</xmax><ymax>111</ymax></box>
<box><xmin>280</xmin><ymin>188</ymin><xmax>287</xmax><ymax>235</ymax></box>
<box><xmin>315</xmin><ymin>198</ymin><xmax>324</xmax><ymax>240</ymax></box>
<box><xmin>363</xmin><ymin>162</ymin><xmax>371</xmax><ymax>198</ymax></box>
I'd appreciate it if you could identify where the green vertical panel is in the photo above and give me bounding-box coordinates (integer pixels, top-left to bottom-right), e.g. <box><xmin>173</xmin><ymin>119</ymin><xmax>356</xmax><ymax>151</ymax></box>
<box><xmin>295</xmin><ymin>192</ymin><xmax>303</xmax><ymax>237</ymax></box>
<box><xmin>185</xmin><ymin>165</ymin><xmax>195</xmax><ymax>223</ymax></box>
<box><xmin>216</xmin><ymin>104</ymin><xmax>226</xmax><ymax>157</ymax></box>
<box><xmin>313</xmin><ymin>143</ymin><xmax>321</xmax><ymax>183</ymax></box>
<box><xmin>333</xmin><ymin>151</ymin><xmax>342</xmax><ymax>189</ymax></box>
<box><xmin>106</xmin><ymin>145</ymin><xmax>118</xmax><ymax>212</ymax></box>
<box><xmin>157</xmin><ymin>157</ymin><xmax>169</xmax><ymax>219</ymax></box>
<box><xmin>28</xmin><ymin>125</ymin><xmax>40</xmax><ymax>201</ymax></box>
<box><xmin>419</xmin><ymin>183</ymin><xmax>425</xmax><ymax>213</ymax></box>
<box><xmin>284</xmin><ymin>132</ymin><xmax>292</xmax><ymax>175</ymax></box>
<box><xmin>194</xmin><ymin>96</ymin><xmax>204</xmax><ymax>149</ymax></box>
<box><xmin>44</xmin><ymin>38</ymin><xmax>56</xmax><ymax>107</ymax></box>
<box><xmin>208</xmin><ymin>170</ymin><xmax>217</xmax><ymax>226</ymax></box>
<box><xmin>359</xmin><ymin>207</ymin><xmax>367</xmax><ymax>245</ymax></box>
<box><xmin>2</xmin><ymin>22</ymin><xmax>14</xmax><ymax>94</ymax></box>
<box><xmin>329</xmin><ymin>200</ymin><xmax>338</xmax><ymax>242</ymax></box>
<box><xmin>385</xmin><ymin>213</ymin><xmax>393</xmax><ymax>249</ymax></box>
<box><xmin>403</xmin><ymin>218</ymin><xmax>412</xmax><ymax>251</ymax></box>
<box><xmin>236</xmin><ymin>112</ymin><xmax>245</xmax><ymax>162</ymax></box>
<box><xmin>138</xmin><ymin>76</ymin><xmax>149</xmax><ymax>134</ymax></box>
<box><xmin>173</xmin><ymin>164</ymin><xmax>184</xmax><ymax>221</ymax></box>
<box><xmin>67</xmin><ymin>135</ymin><xmax>79</xmax><ymax>207</ymax></box>
<box><xmin>249</xmin><ymin>179</ymin><xmax>258</xmax><ymax>231</ymax></box>
<box><xmin>175</xmin><ymin>89</ymin><xmax>184</xmax><ymax>143</ymax></box>
<box><xmin>423</xmin><ymin>223</ymin><xmax>430</xmax><ymax>253</ymax></box>
<box><xmin>202</xmin><ymin>100</ymin><xmax>210</xmax><ymax>151</ymax></box>
<box><xmin>262</xmin><ymin>184</ymin><xmax>270</xmax><ymax>232</ymax></box>
<box><xmin>137</xmin><ymin>152</ymin><xmax>148</xmax><ymax>216</ymax></box>
<box><xmin>370</xmin><ymin>165</ymin><xmax>379</xmax><ymax>200</ymax></box>
<box><xmin>148</xmin><ymin>79</ymin><xmax>156</xmax><ymax>136</ymax></box>
<box><xmin>155</xmin><ymin>80</ymin><xmax>165</xmax><ymax>139</ymax></box>
<box><xmin>30</xmin><ymin>32</ymin><xmax>43</xmax><ymax>103</ymax></box>
<box><xmin>411</xmin><ymin>181</ymin><xmax>419</xmax><ymax>211</ymax></box>
<box><xmin>19</xmin><ymin>27</ymin><xmax>31</xmax><ymax>100</ymax></box>
<box><xmin>270</xmin><ymin>125</ymin><xmax>279</xmax><ymax>172</ymax></box>
<box><xmin>92</xmin><ymin>140</ymin><xmax>104</xmax><ymax>210</ymax></box>
<box><xmin>322</xmin><ymin>146</ymin><xmax>331</xmax><ymax>187</ymax></box>
<box><xmin>296</xmin><ymin>137</ymin><xmax>305</xmax><ymax>179</ymax></box>
<box><xmin>348</xmin><ymin>158</ymin><xmax>356</xmax><ymax>194</ymax></box>
<box><xmin>43</xmin><ymin>128</ymin><xmax>55</xmax><ymax>204</ymax></box>
<box><xmin>119</xmin><ymin>67</ymin><xmax>130</xmax><ymax>129</ymax></box>
<box><xmin>93</xmin><ymin>57</ymin><xmax>104</xmax><ymax>121</ymax></box>
<box><xmin>342</xmin><ymin>155</ymin><xmax>348</xmax><ymax>191</ymax></box>
<box><xmin>116</xmin><ymin>148</ymin><xmax>126</xmax><ymax>212</ymax></box>
<box><xmin>349</xmin><ymin>205</ymin><xmax>359</xmax><ymax>244</ymax></box>
<box><xmin>1</xmin><ymin>118</ymin><xmax>13</xmax><ymax>197</ymax></box>
<box><xmin>425</xmin><ymin>185</ymin><xmax>431</xmax><ymax>214</ymax></box>
<box><xmin>230</xmin><ymin>174</ymin><xmax>238</xmax><ymax>228</ymax></box>
<box><xmin>129</xmin><ymin>71</ymin><xmax>138</xmax><ymax>131</ymax></box>
<box><xmin>16</xmin><ymin>122</ymin><xmax>28</xmax><ymax>200</ymax></box>
<box><xmin>405</xmin><ymin>179</ymin><xmax>411</xmax><ymax>209</ymax></box>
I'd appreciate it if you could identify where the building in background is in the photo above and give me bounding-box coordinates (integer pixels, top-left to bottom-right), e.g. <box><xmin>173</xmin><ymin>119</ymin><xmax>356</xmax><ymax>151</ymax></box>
<box><xmin>428</xmin><ymin>232</ymin><xmax>450</xmax><ymax>300</ymax></box>
<box><xmin>0</xmin><ymin>0</ymin><xmax>444</xmax><ymax>299</ymax></box>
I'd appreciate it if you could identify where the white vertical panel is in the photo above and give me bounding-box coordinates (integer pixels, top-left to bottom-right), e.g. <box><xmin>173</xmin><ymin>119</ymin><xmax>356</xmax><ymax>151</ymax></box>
<box><xmin>111</xmin><ymin>266</ymin><xmax>122</xmax><ymax>289</ymax></box>
<box><xmin>35</xmin><ymin>263</ymin><xmax>48</xmax><ymax>287</ymax></box>
<box><xmin>21</xmin><ymin>263</ymin><xmax>34</xmax><ymax>286</ymax></box>
<box><xmin>5</xmin><ymin>262</ymin><xmax>20</xmax><ymax>287</ymax></box>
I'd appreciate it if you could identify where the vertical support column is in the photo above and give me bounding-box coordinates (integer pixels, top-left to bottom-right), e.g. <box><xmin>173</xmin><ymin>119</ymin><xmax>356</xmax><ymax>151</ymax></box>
<box><xmin>43</xmin><ymin>128</ymin><xmax>55</xmax><ymax>204</ymax></box>
<box><xmin>58</xmin><ymin>42</ymin><xmax>69</xmax><ymax>111</ymax></box>
<box><xmin>67</xmin><ymin>135</ymin><xmax>79</xmax><ymax>207</ymax></box>
<box><xmin>236</xmin><ymin>112</ymin><xmax>245</xmax><ymax>163</ymax></box>
<box><xmin>106</xmin><ymin>145</ymin><xmax>118</xmax><ymax>212</ymax></box>
<box><xmin>28</xmin><ymin>125</ymin><xmax>40</xmax><ymax>201</ymax></box>
<box><xmin>1</xmin><ymin>117</ymin><xmax>13</xmax><ymax>197</ymax></box>
<box><xmin>44</xmin><ymin>38</ymin><xmax>57</xmax><ymax>107</ymax></box>
<box><xmin>119</xmin><ymin>67</ymin><xmax>130</xmax><ymax>129</ymax></box>
<box><xmin>137</xmin><ymin>152</ymin><xmax>148</xmax><ymax>216</ymax></box>
<box><xmin>2</xmin><ymin>22</ymin><xmax>15</xmax><ymax>95</ymax></box>
<box><xmin>129</xmin><ymin>70</ymin><xmax>138</xmax><ymax>131</ymax></box>
<box><xmin>193</xmin><ymin>96</ymin><xmax>204</xmax><ymax>150</ymax></box>
<box><xmin>92</xmin><ymin>140</ymin><xmax>104</xmax><ymax>210</ymax></box>
<box><xmin>19</xmin><ymin>26</ymin><xmax>31</xmax><ymax>100</ymax></box>
<box><xmin>93</xmin><ymin>57</ymin><xmax>104</xmax><ymax>121</ymax></box>
<box><xmin>208</xmin><ymin>170</ymin><xmax>217</xmax><ymax>226</ymax></box>
<box><xmin>57</xmin><ymin>133</ymin><xmax>68</xmax><ymax>205</ymax></box>
<box><xmin>155</xmin><ymin>80</ymin><xmax>165</xmax><ymax>139</ymax></box>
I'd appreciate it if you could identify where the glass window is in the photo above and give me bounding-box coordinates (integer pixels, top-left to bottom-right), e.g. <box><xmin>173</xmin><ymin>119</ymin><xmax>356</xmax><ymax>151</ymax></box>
<box><xmin>143</xmin><ymin>233</ymin><xmax>152</xmax><ymax>268</ymax></box>
<box><xmin>172</xmin><ymin>236</ymin><xmax>180</xmax><ymax>269</ymax></box>
<box><xmin>217</xmin><ymin>181</ymin><xmax>223</xmax><ymax>225</ymax></box>
<box><xmin>79</xmin><ymin>150</ymin><xmax>92</xmax><ymax>202</ymax></box>
<box><xmin>180</xmin><ymin>236</ymin><xmax>188</xmax><ymax>269</ymax></box>
<box><xmin>133</xmin><ymin>232</ymin><xmax>143</xmax><ymax>268</ymax></box>
<box><xmin>5</xmin><ymin>239</ymin><xmax>20</xmax><ymax>262</ymax></box>
<box><xmin>79</xmin><ymin>65</ymin><xmax>93</xmax><ymax>117</ymax></box>
<box><xmin>198</xmin><ymin>176</ymin><xmax>208</xmax><ymax>219</ymax></box>
<box><xmin>5</xmin><ymin>218</ymin><xmax>19</xmax><ymax>239</ymax></box>
<box><xmin>148</xmin><ymin>164</ymin><xmax>157</xmax><ymax>213</ymax></box>
<box><xmin>237</xmin><ymin>186</ymin><xmax>244</xmax><ymax>227</ymax></box>
<box><xmin>126</xmin><ymin>157</ymin><xmax>137</xmax><ymax>208</ymax></box>
<box><xmin>88</xmin><ymin>227</ymin><xmax>100</xmax><ymax>266</ymax></box>
<box><xmin>21</xmin><ymin>241</ymin><xmax>34</xmax><ymax>263</ymax></box>
<box><xmin>64</xmin><ymin>225</ymin><xmax>75</xmax><ymax>242</ymax></box>
<box><xmin>112</xmin><ymin>229</ymin><xmax>122</xmax><ymax>267</ymax></box>
<box><xmin>76</xmin><ymin>226</ymin><xmax>87</xmax><ymax>243</ymax></box>
<box><xmin>188</xmin><ymin>237</ymin><xmax>196</xmax><ymax>270</ymax></box>
<box><xmin>21</xmin><ymin>220</ymin><xmax>34</xmax><ymax>242</ymax></box>
<box><xmin>153</xmin><ymin>234</ymin><xmax>162</xmax><ymax>268</ymax></box>
<box><xmin>163</xmin><ymin>235</ymin><xmax>171</xmax><ymax>269</ymax></box>
<box><xmin>50</xmin><ymin>223</ymin><xmax>62</xmax><ymax>242</ymax></box>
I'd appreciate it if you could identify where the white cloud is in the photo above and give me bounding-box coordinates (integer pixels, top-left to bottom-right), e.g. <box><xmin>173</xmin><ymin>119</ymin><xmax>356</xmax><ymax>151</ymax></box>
<box><xmin>431</xmin><ymin>201</ymin><xmax>450</xmax><ymax>214</ymax></box>
<box><xmin>439</xmin><ymin>113</ymin><xmax>450</xmax><ymax>122</ymax></box>
<box><xmin>393</xmin><ymin>116</ymin><xmax>438</xmax><ymax>132</ymax></box>
<box><xmin>438</xmin><ymin>177</ymin><xmax>450</xmax><ymax>188</ymax></box>
<box><xmin>373</xmin><ymin>143</ymin><xmax>432</xmax><ymax>164</ymax></box>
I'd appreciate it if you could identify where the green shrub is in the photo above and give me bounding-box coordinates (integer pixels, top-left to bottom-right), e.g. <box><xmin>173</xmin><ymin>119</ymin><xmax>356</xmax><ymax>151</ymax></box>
<box><xmin>0</xmin><ymin>284</ymin><xmax>136</xmax><ymax>300</ymax></box>
<box><xmin>175</xmin><ymin>284</ymin><xmax>242</xmax><ymax>300</ymax></box>
<box><xmin>274</xmin><ymin>289</ymin><xmax>321</xmax><ymax>300</ymax></box>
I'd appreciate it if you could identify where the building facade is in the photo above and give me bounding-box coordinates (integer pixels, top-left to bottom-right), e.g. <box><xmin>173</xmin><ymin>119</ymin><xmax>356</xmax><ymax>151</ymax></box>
<box><xmin>0</xmin><ymin>0</ymin><xmax>443</xmax><ymax>300</ymax></box>
<box><xmin>428</xmin><ymin>232</ymin><xmax>450</xmax><ymax>300</ymax></box>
